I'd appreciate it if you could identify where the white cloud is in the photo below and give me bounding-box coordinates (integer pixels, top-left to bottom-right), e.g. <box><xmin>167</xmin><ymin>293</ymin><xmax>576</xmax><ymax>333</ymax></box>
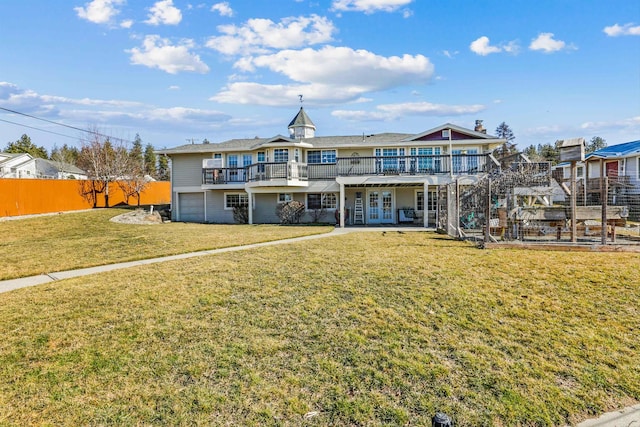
<box><xmin>580</xmin><ymin>116</ymin><xmax>640</xmax><ymax>131</ymax></box>
<box><xmin>529</xmin><ymin>32</ymin><xmax>575</xmax><ymax>53</ymax></box>
<box><xmin>442</xmin><ymin>50</ymin><xmax>458</xmax><ymax>59</ymax></box>
<box><xmin>145</xmin><ymin>0</ymin><xmax>182</xmax><ymax>26</ymax></box>
<box><xmin>120</xmin><ymin>19</ymin><xmax>134</xmax><ymax>28</ymax></box>
<box><xmin>127</xmin><ymin>35</ymin><xmax>209</xmax><ymax>74</ymax></box>
<box><xmin>470</xmin><ymin>36</ymin><xmax>520</xmax><ymax>56</ymax></box>
<box><xmin>332</xmin><ymin>101</ymin><xmax>486</xmax><ymax>121</ymax></box>
<box><xmin>168</xmin><ymin>85</ymin><xmax>180</xmax><ymax>90</ymax></box>
<box><xmin>603</xmin><ymin>23</ymin><xmax>640</xmax><ymax>37</ymax></box>
<box><xmin>211</xmin><ymin>2</ymin><xmax>233</xmax><ymax>17</ymax></box>
<box><xmin>470</xmin><ymin>36</ymin><xmax>501</xmax><ymax>56</ymax></box>
<box><xmin>238</xmin><ymin>46</ymin><xmax>433</xmax><ymax>87</ymax></box>
<box><xmin>331</xmin><ymin>0</ymin><xmax>413</xmax><ymax>14</ymax></box>
<box><xmin>74</xmin><ymin>0</ymin><xmax>124</xmax><ymax>25</ymax></box>
<box><xmin>206</xmin><ymin>15</ymin><xmax>336</xmax><ymax>55</ymax></box>
<box><xmin>211</xmin><ymin>47</ymin><xmax>434</xmax><ymax>106</ymax></box>
<box><xmin>0</xmin><ymin>81</ymin><xmax>229</xmax><ymax>134</ymax></box>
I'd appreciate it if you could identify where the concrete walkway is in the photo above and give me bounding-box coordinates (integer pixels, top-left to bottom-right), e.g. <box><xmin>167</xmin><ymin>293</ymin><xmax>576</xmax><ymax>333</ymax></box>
<box><xmin>1</xmin><ymin>225</ymin><xmax>638</xmax><ymax>426</ymax></box>
<box><xmin>0</xmin><ymin>226</ymin><xmax>423</xmax><ymax>294</ymax></box>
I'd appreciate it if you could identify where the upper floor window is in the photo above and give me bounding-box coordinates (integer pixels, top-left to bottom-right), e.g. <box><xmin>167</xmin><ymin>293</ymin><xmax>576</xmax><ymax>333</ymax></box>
<box><xmin>243</xmin><ymin>154</ymin><xmax>252</xmax><ymax>166</ymax></box>
<box><xmin>442</xmin><ymin>129</ymin><xmax>450</xmax><ymax>138</ymax></box>
<box><xmin>274</xmin><ymin>148</ymin><xmax>289</xmax><ymax>163</ymax></box>
<box><xmin>307</xmin><ymin>150</ymin><xmax>336</xmax><ymax>164</ymax></box>
<box><xmin>228</xmin><ymin>155</ymin><xmax>238</xmax><ymax>168</ymax></box>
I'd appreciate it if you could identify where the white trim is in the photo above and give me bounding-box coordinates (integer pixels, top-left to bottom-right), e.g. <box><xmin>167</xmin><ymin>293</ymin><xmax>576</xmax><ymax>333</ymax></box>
<box><xmin>224</xmin><ymin>192</ymin><xmax>249</xmax><ymax>210</ymax></box>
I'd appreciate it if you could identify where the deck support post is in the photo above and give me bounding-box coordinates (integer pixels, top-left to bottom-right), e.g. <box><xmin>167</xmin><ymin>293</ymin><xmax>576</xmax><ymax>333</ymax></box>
<box><xmin>339</xmin><ymin>183</ymin><xmax>345</xmax><ymax>228</ymax></box>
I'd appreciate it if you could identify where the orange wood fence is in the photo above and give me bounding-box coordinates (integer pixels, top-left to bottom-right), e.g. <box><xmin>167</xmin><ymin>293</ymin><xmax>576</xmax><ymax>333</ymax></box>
<box><xmin>0</xmin><ymin>179</ymin><xmax>171</xmax><ymax>217</ymax></box>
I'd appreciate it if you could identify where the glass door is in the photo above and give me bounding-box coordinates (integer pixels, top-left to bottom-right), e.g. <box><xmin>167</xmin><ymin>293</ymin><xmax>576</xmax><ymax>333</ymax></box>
<box><xmin>367</xmin><ymin>189</ymin><xmax>394</xmax><ymax>224</ymax></box>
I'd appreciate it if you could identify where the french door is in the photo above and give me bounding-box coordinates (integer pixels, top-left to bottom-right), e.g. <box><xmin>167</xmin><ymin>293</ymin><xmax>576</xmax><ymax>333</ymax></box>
<box><xmin>367</xmin><ymin>189</ymin><xmax>394</xmax><ymax>224</ymax></box>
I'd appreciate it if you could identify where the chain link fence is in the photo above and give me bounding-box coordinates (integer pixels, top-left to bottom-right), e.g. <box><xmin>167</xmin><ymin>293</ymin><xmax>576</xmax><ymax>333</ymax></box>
<box><xmin>438</xmin><ymin>160</ymin><xmax>640</xmax><ymax>246</ymax></box>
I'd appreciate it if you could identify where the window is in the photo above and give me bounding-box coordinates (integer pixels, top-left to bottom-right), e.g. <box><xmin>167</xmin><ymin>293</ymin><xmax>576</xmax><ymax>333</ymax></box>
<box><xmin>274</xmin><ymin>148</ymin><xmax>288</xmax><ymax>162</ymax></box>
<box><xmin>227</xmin><ymin>155</ymin><xmax>238</xmax><ymax>168</ymax></box>
<box><xmin>214</xmin><ymin>153</ymin><xmax>222</xmax><ymax>159</ymax></box>
<box><xmin>452</xmin><ymin>148</ymin><xmax>478</xmax><ymax>173</ymax></box>
<box><xmin>428</xmin><ymin>190</ymin><xmax>437</xmax><ymax>211</ymax></box>
<box><xmin>225</xmin><ymin>193</ymin><xmax>248</xmax><ymax>210</ymax></box>
<box><xmin>321</xmin><ymin>150</ymin><xmax>336</xmax><ymax>163</ymax></box>
<box><xmin>307</xmin><ymin>150</ymin><xmax>336</xmax><ymax>164</ymax></box>
<box><xmin>278</xmin><ymin>193</ymin><xmax>293</xmax><ymax>203</ymax></box>
<box><xmin>257</xmin><ymin>151</ymin><xmax>266</xmax><ymax>162</ymax></box>
<box><xmin>442</xmin><ymin>129</ymin><xmax>450</xmax><ymax>138</ymax></box>
<box><xmin>243</xmin><ymin>154</ymin><xmax>252</xmax><ymax>167</ymax></box>
<box><xmin>307</xmin><ymin>193</ymin><xmax>337</xmax><ymax>209</ymax></box>
<box><xmin>416</xmin><ymin>190</ymin><xmax>437</xmax><ymax>211</ymax></box>
<box><xmin>307</xmin><ymin>151</ymin><xmax>321</xmax><ymax>164</ymax></box>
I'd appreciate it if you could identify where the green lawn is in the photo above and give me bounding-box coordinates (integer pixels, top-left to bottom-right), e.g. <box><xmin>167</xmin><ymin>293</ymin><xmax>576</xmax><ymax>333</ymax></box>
<box><xmin>0</xmin><ymin>232</ymin><xmax>638</xmax><ymax>426</ymax></box>
<box><xmin>0</xmin><ymin>209</ymin><xmax>333</xmax><ymax>280</ymax></box>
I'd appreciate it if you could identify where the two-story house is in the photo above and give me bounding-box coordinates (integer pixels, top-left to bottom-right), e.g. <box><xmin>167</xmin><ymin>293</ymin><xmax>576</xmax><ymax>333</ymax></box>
<box><xmin>159</xmin><ymin>108</ymin><xmax>506</xmax><ymax>227</ymax></box>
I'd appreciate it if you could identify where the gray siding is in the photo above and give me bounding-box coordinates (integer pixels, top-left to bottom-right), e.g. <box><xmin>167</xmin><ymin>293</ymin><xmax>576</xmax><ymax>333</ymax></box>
<box><xmin>205</xmin><ymin>190</ymin><xmax>235</xmax><ymax>223</ymax></box>
<box><xmin>253</xmin><ymin>194</ymin><xmax>280</xmax><ymax>224</ymax></box>
<box><xmin>172</xmin><ymin>154</ymin><xmax>208</xmax><ymax>187</ymax></box>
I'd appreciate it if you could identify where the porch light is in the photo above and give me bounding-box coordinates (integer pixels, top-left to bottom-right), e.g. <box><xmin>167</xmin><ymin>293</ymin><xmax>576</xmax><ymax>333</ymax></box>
<box><xmin>432</xmin><ymin>412</ymin><xmax>453</xmax><ymax>427</ymax></box>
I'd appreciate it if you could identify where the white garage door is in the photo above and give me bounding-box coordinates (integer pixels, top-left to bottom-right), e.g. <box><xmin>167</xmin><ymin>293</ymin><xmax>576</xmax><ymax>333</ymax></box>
<box><xmin>178</xmin><ymin>193</ymin><xmax>205</xmax><ymax>222</ymax></box>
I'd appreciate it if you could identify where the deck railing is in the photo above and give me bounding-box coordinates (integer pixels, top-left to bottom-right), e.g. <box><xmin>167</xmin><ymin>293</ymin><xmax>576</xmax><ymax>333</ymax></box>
<box><xmin>203</xmin><ymin>154</ymin><xmax>492</xmax><ymax>184</ymax></box>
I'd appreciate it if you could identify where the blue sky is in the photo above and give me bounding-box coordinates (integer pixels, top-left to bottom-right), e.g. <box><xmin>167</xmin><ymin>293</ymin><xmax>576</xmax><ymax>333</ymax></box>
<box><xmin>1</xmin><ymin>0</ymin><xmax>639</xmax><ymax>152</ymax></box>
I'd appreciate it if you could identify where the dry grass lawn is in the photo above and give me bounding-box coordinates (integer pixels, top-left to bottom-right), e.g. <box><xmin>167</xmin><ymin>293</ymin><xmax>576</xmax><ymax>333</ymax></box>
<box><xmin>0</xmin><ymin>231</ymin><xmax>638</xmax><ymax>426</ymax></box>
<box><xmin>0</xmin><ymin>209</ymin><xmax>332</xmax><ymax>280</ymax></box>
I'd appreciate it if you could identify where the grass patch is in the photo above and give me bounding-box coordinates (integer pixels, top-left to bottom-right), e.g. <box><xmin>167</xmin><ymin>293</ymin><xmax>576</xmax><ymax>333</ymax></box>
<box><xmin>0</xmin><ymin>209</ymin><xmax>332</xmax><ymax>280</ymax></box>
<box><xmin>0</xmin><ymin>232</ymin><xmax>638</xmax><ymax>425</ymax></box>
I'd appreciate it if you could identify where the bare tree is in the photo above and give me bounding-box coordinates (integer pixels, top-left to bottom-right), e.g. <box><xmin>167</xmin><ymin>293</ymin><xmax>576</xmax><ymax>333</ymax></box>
<box><xmin>117</xmin><ymin>147</ymin><xmax>150</xmax><ymax>207</ymax></box>
<box><xmin>77</xmin><ymin>129</ymin><xmax>131</xmax><ymax>208</ymax></box>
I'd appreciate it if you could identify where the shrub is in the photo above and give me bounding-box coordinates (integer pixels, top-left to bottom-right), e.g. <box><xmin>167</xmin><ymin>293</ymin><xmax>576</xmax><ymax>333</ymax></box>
<box><xmin>233</xmin><ymin>205</ymin><xmax>249</xmax><ymax>224</ymax></box>
<box><xmin>276</xmin><ymin>200</ymin><xmax>305</xmax><ymax>224</ymax></box>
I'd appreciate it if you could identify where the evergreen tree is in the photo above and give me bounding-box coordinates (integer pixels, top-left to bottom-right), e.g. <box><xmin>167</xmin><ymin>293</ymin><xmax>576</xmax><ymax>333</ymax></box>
<box><xmin>157</xmin><ymin>154</ymin><xmax>170</xmax><ymax>181</ymax></box>
<box><xmin>494</xmin><ymin>122</ymin><xmax>517</xmax><ymax>157</ymax></box>
<box><xmin>130</xmin><ymin>134</ymin><xmax>144</xmax><ymax>173</ymax></box>
<box><xmin>50</xmin><ymin>144</ymin><xmax>80</xmax><ymax>166</ymax></box>
<box><xmin>586</xmin><ymin>136</ymin><xmax>606</xmax><ymax>154</ymax></box>
<box><xmin>4</xmin><ymin>134</ymin><xmax>48</xmax><ymax>158</ymax></box>
<box><xmin>144</xmin><ymin>143</ymin><xmax>157</xmax><ymax>178</ymax></box>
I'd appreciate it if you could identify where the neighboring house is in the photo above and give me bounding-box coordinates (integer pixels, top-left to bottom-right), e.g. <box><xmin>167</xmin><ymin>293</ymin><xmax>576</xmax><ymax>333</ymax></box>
<box><xmin>158</xmin><ymin>108</ymin><xmax>506</xmax><ymax>227</ymax></box>
<box><xmin>0</xmin><ymin>152</ymin><xmax>87</xmax><ymax>179</ymax></box>
<box><xmin>584</xmin><ymin>140</ymin><xmax>640</xmax><ymax>185</ymax></box>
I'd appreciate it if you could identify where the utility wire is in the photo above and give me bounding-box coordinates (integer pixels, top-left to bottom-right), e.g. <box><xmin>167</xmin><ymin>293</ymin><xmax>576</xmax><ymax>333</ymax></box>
<box><xmin>0</xmin><ymin>106</ymin><xmax>133</xmax><ymax>144</ymax></box>
<box><xmin>0</xmin><ymin>118</ymin><xmax>78</xmax><ymax>141</ymax></box>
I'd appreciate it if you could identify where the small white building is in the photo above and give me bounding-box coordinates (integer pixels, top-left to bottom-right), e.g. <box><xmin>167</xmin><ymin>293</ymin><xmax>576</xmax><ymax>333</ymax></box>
<box><xmin>0</xmin><ymin>152</ymin><xmax>87</xmax><ymax>179</ymax></box>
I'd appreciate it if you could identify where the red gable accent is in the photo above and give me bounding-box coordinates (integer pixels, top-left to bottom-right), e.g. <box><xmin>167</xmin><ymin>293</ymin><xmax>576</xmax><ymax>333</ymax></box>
<box><xmin>412</xmin><ymin>129</ymin><xmax>482</xmax><ymax>141</ymax></box>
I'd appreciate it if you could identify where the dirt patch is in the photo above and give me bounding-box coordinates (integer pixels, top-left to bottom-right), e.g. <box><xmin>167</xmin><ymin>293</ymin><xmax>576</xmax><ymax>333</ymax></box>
<box><xmin>110</xmin><ymin>209</ymin><xmax>164</xmax><ymax>225</ymax></box>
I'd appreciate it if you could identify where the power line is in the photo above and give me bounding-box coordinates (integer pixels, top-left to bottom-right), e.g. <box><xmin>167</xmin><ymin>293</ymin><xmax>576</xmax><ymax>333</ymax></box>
<box><xmin>0</xmin><ymin>106</ymin><xmax>133</xmax><ymax>144</ymax></box>
<box><xmin>0</xmin><ymin>117</ymin><xmax>79</xmax><ymax>141</ymax></box>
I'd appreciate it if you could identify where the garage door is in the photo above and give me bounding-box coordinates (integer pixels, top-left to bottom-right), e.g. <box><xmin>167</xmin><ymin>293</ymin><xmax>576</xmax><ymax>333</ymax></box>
<box><xmin>178</xmin><ymin>193</ymin><xmax>205</xmax><ymax>222</ymax></box>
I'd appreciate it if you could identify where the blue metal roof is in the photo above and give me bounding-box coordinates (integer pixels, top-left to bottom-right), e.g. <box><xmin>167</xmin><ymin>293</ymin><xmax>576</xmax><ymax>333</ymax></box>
<box><xmin>586</xmin><ymin>140</ymin><xmax>640</xmax><ymax>159</ymax></box>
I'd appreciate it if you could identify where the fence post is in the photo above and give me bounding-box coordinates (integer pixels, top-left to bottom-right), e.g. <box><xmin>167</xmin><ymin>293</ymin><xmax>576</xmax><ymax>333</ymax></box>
<box><xmin>601</xmin><ymin>175</ymin><xmax>608</xmax><ymax>245</ymax></box>
<box><xmin>570</xmin><ymin>160</ymin><xmax>577</xmax><ymax>243</ymax></box>
<box><xmin>485</xmin><ymin>178</ymin><xmax>491</xmax><ymax>243</ymax></box>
